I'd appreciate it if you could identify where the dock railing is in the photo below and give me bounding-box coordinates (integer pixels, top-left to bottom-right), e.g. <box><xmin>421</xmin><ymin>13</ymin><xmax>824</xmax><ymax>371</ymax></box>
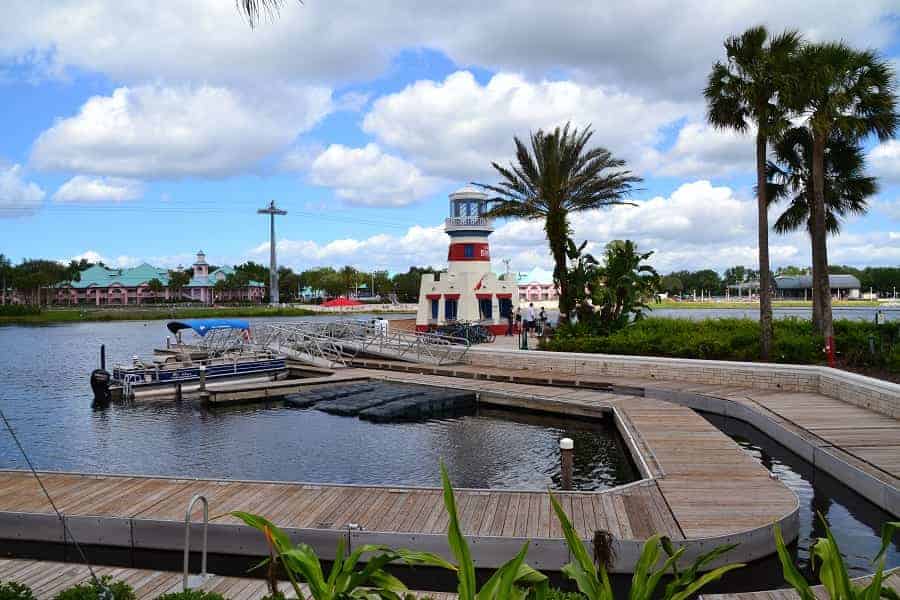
<box><xmin>248</xmin><ymin>319</ymin><xmax>471</xmax><ymax>366</ymax></box>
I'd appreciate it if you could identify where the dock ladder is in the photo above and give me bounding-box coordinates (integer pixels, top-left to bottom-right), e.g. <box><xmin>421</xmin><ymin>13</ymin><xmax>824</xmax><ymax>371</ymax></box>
<box><xmin>183</xmin><ymin>494</ymin><xmax>209</xmax><ymax>590</ymax></box>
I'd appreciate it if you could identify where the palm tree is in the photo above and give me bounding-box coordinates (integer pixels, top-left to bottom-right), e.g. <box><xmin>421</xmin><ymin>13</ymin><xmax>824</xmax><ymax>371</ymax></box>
<box><xmin>766</xmin><ymin>127</ymin><xmax>877</xmax><ymax>314</ymax></box>
<box><xmin>475</xmin><ymin>122</ymin><xmax>641</xmax><ymax>322</ymax></box>
<box><xmin>705</xmin><ymin>26</ymin><xmax>802</xmax><ymax>361</ymax></box>
<box><xmin>784</xmin><ymin>42</ymin><xmax>898</xmax><ymax>342</ymax></box>
<box><xmin>236</xmin><ymin>0</ymin><xmax>297</xmax><ymax>27</ymax></box>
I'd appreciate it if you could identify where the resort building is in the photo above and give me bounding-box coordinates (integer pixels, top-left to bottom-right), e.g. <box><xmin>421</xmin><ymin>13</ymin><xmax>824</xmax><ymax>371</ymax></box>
<box><xmin>416</xmin><ymin>186</ymin><xmax>519</xmax><ymax>333</ymax></box>
<box><xmin>774</xmin><ymin>274</ymin><xmax>861</xmax><ymax>300</ymax></box>
<box><xmin>52</xmin><ymin>251</ymin><xmax>266</xmax><ymax>305</ymax></box>
<box><xmin>725</xmin><ymin>274</ymin><xmax>862</xmax><ymax>300</ymax></box>
<box><xmin>516</xmin><ymin>267</ymin><xmax>559</xmax><ymax>305</ymax></box>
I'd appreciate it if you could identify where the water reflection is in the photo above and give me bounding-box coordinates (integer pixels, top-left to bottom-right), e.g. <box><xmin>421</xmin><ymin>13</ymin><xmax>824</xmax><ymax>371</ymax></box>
<box><xmin>701</xmin><ymin>412</ymin><xmax>899</xmax><ymax>587</ymax></box>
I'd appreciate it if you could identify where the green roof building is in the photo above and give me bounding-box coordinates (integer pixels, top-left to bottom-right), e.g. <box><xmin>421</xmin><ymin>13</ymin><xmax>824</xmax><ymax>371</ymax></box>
<box><xmin>53</xmin><ymin>251</ymin><xmax>266</xmax><ymax>305</ymax></box>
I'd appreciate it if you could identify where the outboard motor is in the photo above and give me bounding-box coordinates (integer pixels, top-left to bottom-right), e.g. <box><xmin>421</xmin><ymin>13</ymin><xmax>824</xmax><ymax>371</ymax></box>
<box><xmin>90</xmin><ymin>368</ymin><xmax>111</xmax><ymax>405</ymax></box>
<box><xmin>91</xmin><ymin>344</ymin><xmax>111</xmax><ymax>405</ymax></box>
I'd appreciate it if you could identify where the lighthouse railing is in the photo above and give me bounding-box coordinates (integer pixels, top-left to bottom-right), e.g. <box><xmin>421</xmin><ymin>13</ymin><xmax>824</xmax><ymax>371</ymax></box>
<box><xmin>445</xmin><ymin>216</ymin><xmax>491</xmax><ymax>228</ymax></box>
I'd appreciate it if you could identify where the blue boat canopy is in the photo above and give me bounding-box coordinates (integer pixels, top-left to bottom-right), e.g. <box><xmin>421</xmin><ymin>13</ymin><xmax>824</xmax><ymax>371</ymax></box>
<box><xmin>166</xmin><ymin>319</ymin><xmax>250</xmax><ymax>337</ymax></box>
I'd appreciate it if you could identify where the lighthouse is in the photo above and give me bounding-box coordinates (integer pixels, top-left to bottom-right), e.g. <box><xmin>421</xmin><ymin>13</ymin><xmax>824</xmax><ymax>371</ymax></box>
<box><xmin>415</xmin><ymin>186</ymin><xmax>520</xmax><ymax>334</ymax></box>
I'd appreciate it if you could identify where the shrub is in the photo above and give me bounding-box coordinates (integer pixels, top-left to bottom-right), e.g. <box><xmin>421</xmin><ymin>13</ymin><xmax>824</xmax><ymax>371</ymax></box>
<box><xmin>53</xmin><ymin>576</ymin><xmax>135</xmax><ymax>600</ymax></box>
<box><xmin>156</xmin><ymin>591</ymin><xmax>227</xmax><ymax>600</ymax></box>
<box><xmin>545</xmin><ymin>317</ymin><xmax>898</xmax><ymax>371</ymax></box>
<box><xmin>0</xmin><ymin>305</ymin><xmax>41</xmax><ymax>317</ymax></box>
<box><xmin>0</xmin><ymin>582</ymin><xmax>35</xmax><ymax>600</ymax></box>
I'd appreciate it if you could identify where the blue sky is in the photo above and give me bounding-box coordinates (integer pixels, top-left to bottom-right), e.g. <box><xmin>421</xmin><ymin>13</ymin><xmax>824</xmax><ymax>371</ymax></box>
<box><xmin>1</xmin><ymin>1</ymin><xmax>899</xmax><ymax>275</ymax></box>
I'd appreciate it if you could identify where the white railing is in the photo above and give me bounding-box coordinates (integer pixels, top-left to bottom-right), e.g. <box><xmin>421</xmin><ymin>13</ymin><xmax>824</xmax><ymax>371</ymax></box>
<box><xmin>445</xmin><ymin>216</ymin><xmax>492</xmax><ymax>228</ymax></box>
<box><xmin>248</xmin><ymin>320</ymin><xmax>471</xmax><ymax>366</ymax></box>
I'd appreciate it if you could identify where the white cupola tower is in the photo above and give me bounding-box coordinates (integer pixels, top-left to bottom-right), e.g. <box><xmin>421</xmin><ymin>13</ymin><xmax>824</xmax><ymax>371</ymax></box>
<box><xmin>192</xmin><ymin>250</ymin><xmax>208</xmax><ymax>279</ymax></box>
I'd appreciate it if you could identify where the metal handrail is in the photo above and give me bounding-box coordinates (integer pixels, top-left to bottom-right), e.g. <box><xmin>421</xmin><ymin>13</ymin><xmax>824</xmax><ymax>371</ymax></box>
<box><xmin>248</xmin><ymin>320</ymin><xmax>470</xmax><ymax>366</ymax></box>
<box><xmin>183</xmin><ymin>494</ymin><xmax>209</xmax><ymax>590</ymax></box>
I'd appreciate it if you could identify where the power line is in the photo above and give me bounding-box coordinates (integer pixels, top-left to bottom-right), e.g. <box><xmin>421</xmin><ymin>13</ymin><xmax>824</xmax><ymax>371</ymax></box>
<box><xmin>0</xmin><ymin>408</ymin><xmax>107</xmax><ymax>594</ymax></box>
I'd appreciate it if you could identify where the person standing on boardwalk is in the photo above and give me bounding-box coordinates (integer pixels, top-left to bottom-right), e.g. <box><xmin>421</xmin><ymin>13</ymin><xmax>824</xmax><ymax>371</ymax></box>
<box><xmin>538</xmin><ymin>307</ymin><xmax>547</xmax><ymax>336</ymax></box>
<box><xmin>526</xmin><ymin>303</ymin><xmax>536</xmax><ymax>336</ymax></box>
<box><xmin>515</xmin><ymin>307</ymin><xmax>522</xmax><ymax>334</ymax></box>
<box><xmin>505</xmin><ymin>306</ymin><xmax>514</xmax><ymax>336</ymax></box>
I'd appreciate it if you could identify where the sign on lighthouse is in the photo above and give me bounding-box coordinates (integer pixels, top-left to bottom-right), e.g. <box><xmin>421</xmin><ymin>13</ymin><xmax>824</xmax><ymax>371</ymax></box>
<box><xmin>415</xmin><ymin>186</ymin><xmax>520</xmax><ymax>334</ymax></box>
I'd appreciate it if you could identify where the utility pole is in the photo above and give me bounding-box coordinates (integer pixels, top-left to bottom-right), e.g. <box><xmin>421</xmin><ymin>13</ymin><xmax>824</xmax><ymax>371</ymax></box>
<box><xmin>502</xmin><ymin>258</ymin><xmax>511</xmax><ymax>281</ymax></box>
<box><xmin>257</xmin><ymin>200</ymin><xmax>287</xmax><ymax>305</ymax></box>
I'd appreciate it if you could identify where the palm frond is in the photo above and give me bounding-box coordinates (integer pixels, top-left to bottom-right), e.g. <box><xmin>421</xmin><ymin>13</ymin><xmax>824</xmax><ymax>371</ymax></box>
<box><xmin>236</xmin><ymin>0</ymin><xmax>299</xmax><ymax>27</ymax></box>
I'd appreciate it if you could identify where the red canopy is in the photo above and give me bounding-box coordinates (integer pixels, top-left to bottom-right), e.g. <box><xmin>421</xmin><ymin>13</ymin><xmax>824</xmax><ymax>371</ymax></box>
<box><xmin>321</xmin><ymin>296</ymin><xmax>364</xmax><ymax>307</ymax></box>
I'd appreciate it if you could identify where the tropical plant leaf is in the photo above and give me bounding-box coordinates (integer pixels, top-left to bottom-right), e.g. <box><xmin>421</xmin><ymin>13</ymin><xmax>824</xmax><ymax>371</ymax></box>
<box><xmin>774</xmin><ymin>524</ymin><xmax>816</xmax><ymax>600</ymax></box>
<box><xmin>440</xmin><ymin>462</ymin><xmax>477</xmax><ymax>599</ymax></box>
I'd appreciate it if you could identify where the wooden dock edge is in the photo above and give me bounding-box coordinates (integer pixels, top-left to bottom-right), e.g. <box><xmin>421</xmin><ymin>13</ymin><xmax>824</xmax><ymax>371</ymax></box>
<box><xmin>0</xmin><ymin>507</ymin><xmax>799</xmax><ymax>573</ymax></box>
<box><xmin>642</xmin><ymin>386</ymin><xmax>900</xmax><ymax>516</ymax></box>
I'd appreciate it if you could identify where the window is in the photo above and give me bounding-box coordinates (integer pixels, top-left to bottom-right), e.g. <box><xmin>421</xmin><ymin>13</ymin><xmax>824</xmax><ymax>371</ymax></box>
<box><xmin>463</xmin><ymin>244</ymin><xmax>474</xmax><ymax>258</ymax></box>
<box><xmin>445</xmin><ymin>299</ymin><xmax>458</xmax><ymax>320</ymax></box>
<box><xmin>498</xmin><ymin>298</ymin><xmax>512</xmax><ymax>318</ymax></box>
<box><xmin>479</xmin><ymin>297</ymin><xmax>492</xmax><ymax>320</ymax></box>
<box><xmin>430</xmin><ymin>299</ymin><xmax>439</xmax><ymax>320</ymax></box>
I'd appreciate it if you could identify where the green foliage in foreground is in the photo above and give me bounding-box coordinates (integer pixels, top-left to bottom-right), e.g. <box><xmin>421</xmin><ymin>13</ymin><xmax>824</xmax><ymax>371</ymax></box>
<box><xmin>52</xmin><ymin>576</ymin><xmax>135</xmax><ymax>600</ymax></box>
<box><xmin>545</xmin><ymin>317</ymin><xmax>900</xmax><ymax>372</ymax></box>
<box><xmin>0</xmin><ymin>581</ymin><xmax>35</xmax><ymax>600</ymax></box>
<box><xmin>549</xmin><ymin>492</ymin><xmax>743</xmax><ymax>600</ymax></box>
<box><xmin>775</xmin><ymin>516</ymin><xmax>899</xmax><ymax>599</ymax></box>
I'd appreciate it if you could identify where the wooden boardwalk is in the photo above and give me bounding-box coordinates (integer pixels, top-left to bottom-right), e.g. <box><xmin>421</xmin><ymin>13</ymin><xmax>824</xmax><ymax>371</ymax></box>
<box><xmin>0</xmin><ymin>558</ymin><xmax>454</xmax><ymax>600</ymax></box>
<box><xmin>0</xmin><ymin>471</ymin><xmax>680</xmax><ymax>541</ymax></box>
<box><xmin>0</xmin><ymin>369</ymin><xmax>799</xmax><ymax>571</ymax></box>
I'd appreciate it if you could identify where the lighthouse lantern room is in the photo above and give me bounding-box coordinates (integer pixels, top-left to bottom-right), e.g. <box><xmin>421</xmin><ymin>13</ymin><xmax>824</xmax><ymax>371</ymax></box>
<box><xmin>416</xmin><ymin>186</ymin><xmax>519</xmax><ymax>334</ymax></box>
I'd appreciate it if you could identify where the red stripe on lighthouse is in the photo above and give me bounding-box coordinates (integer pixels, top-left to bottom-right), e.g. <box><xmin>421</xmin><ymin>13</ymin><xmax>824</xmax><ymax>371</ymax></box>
<box><xmin>448</xmin><ymin>242</ymin><xmax>490</xmax><ymax>261</ymax></box>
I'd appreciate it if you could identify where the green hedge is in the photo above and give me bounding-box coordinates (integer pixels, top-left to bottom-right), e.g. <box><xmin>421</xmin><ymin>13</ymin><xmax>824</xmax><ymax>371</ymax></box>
<box><xmin>0</xmin><ymin>305</ymin><xmax>42</xmax><ymax>317</ymax></box>
<box><xmin>544</xmin><ymin>317</ymin><xmax>900</xmax><ymax>372</ymax></box>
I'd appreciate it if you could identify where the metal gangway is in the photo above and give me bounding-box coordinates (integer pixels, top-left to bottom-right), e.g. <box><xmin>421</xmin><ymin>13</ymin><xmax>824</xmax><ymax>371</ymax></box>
<box><xmin>242</xmin><ymin>320</ymin><xmax>472</xmax><ymax>367</ymax></box>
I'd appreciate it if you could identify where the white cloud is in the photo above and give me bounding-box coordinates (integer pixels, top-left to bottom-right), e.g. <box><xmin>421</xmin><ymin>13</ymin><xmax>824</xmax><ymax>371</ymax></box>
<box><xmin>31</xmin><ymin>83</ymin><xmax>333</xmax><ymax>179</ymax></box>
<box><xmin>249</xmin><ymin>225</ymin><xmax>449</xmax><ymax>271</ymax></box>
<box><xmin>53</xmin><ymin>176</ymin><xmax>143</xmax><ymax>203</ymax></box>
<box><xmin>653</xmin><ymin>122</ymin><xmax>755</xmax><ymax>177</ymax></box>
<box><xmin>870</xmin><ymin>140</ymin><xmax>900</xmax><ymax>185</ymax></box>
<box><xmin>874</xmin><ymin>198</ymin><xmax>900</xmax><ymax>221</ymax></box>
<box><xmin>0</xmin><ymin>164</ymin><xmax>45</xmax><ymax>218</ymax></box>
<box><xmin>67</xmin><ymin>250</ymin><xmax>200</xmax><ymax>269</ymax></box>
<box><xmin>1</xmin><ymin>2</ymin><xmax>896</xmax><ymax>100</ymax></box>
<box><xmin>363</xmin><ymin>71</ymin><xmax>687</xmax><ymax>179</ymax></box>
<box><xmin>309</xmin><ymin>143</ymin><xmax>441</xmax><ymax>206</ymax></box>
<box><xmin>244</xmin><ymin>180</ymin><xmax>800</xmax><ymax>273</ymax></box>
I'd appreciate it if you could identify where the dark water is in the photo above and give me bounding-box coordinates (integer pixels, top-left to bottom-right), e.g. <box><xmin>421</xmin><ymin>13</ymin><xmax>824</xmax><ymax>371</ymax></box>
<box><xmin>701</xmin><ymin>412</ymin><xmax>900</xmax><ymax>592</ymax></box>
<box><xmin>0</xmin><ymin>319</ymin><xmax>636</xmax><ymax>490</ymax></box>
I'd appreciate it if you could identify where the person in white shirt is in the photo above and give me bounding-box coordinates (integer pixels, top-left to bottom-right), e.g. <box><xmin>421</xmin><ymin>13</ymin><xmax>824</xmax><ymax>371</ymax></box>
<box><xmin>526</xmin><ymin>303</ymin><xmax>536</xmax><ymax>336</ymax></box>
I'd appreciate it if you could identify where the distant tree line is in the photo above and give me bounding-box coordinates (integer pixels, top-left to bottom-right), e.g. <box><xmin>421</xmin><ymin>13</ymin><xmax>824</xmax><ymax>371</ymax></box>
<box><xmin>658</xmin><ymin>265</ymin><xmax>900</xmax><ymax>297</ymax></box>
<box><xmin>0</xmin><ymin>255</ymin><xmax>442</xmax><ymax>306</ymax></box>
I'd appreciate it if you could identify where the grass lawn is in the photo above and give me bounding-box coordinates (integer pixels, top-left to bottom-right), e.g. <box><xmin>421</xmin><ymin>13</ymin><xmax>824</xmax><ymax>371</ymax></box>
<box><xmin>655</xmin><ymin>299</ymin><xmax>882</xmax><ymax>309</ymax></box>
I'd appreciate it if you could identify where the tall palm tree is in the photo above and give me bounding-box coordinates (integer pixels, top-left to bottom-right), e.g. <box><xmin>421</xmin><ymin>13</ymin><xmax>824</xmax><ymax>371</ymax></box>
<box><xmin>766</xmin><ymin>127</ymin><xmax>877</xmax><ymax>314</ymax></box>
<box><xmin>785</xmin><ymin>42</ymin><xmax>898</xmax><ymax>341</ymax></box>
<box><xmin>474</xmin><ymin>123</ymin><xmax>641</xmax><ymax>322</ymax></box>
<box><xmin>705</xmin><ymin>26</ymin><xmax>802</xmax><ymax>361</ymax></box>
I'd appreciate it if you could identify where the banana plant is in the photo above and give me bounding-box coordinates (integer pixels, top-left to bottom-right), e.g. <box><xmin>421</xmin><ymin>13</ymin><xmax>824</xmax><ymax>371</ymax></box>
<box><xmin>548</xmin><ymin>492</ymin><xmax>743</xmax><ymax>600</ymax></box>
<box><xmin>230</xmin><ymin>510</ymin><xmax>420</xmax><ymax>600</ymax></box>
<box><xmin>428</xmin><ymin>462</ymin><xmax>550</xmax><ymax>600</ymax></box>
<box><xmin>774</xmin><ymin>515</ymin><xmax>900</xmax><ymax>600</ymax></box>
